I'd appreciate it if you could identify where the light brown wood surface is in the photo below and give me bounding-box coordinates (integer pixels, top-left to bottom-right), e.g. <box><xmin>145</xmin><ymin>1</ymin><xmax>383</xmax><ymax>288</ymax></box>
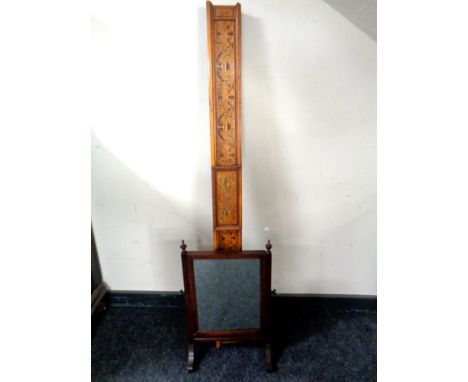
<box><xmin>206</xmin><ymin>1</ymin><xmax>242</xmax><ymax>251</ymax></box>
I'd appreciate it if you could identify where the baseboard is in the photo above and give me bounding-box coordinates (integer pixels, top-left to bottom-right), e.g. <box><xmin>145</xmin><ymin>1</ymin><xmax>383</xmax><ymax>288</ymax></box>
<box><xmin>106</xmin><ymin>291</ymin><xmax>376</xmax><ymax>311</ymax></box>
<box><xmin>272</xmin><ymin>293</ymin><xmax>376</xmax><ymax>311</ymax></box>
<box><xmin>106</xmin><ymin>291</ymin><xmax>185</xmax><ymax>308</ymax></box>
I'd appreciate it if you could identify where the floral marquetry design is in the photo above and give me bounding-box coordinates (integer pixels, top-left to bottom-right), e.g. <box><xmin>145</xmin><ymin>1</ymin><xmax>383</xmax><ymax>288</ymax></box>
<box><xmin>218</xmin><ymin>231</ymin><xmax>240</xmax><ymax>251</ymax></box>
<box><xmin>214</xmin><ymin>20</ymin><xmax>236</xmax><ymax>166</ymax></box>
<box><xmin>208</xmin><ymin>3</ymin><xmax>242</xmax><ymax>251</ymax></box>
<box><xmin>216</xmin><ymin>171</ymin><xmax>238</xmax><ymax>225</ymax></box>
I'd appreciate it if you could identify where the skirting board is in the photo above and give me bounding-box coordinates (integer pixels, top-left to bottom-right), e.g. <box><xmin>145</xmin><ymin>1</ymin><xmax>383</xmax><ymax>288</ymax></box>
<box><xmin>106</xmin><ymin>291</ymin><xmax>376</xmax><ymax>311</ymax></box>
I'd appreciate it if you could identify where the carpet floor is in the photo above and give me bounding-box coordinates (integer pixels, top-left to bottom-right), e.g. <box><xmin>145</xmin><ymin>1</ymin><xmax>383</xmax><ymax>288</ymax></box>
<box><xmin>92</xmin><ymin>305</ymin><xmax>376</xmax><ymax>381</ymax></box>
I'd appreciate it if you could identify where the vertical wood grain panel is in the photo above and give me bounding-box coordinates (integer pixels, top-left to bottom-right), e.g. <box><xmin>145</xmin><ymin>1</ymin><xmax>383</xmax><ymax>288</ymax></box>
<box><xmin>216</xmin><ymin>170</ymin><xmax>238</xmax><ymax>225</ymax></box>
<box><xmin>207</xmin><ymin>2</ymin><xmax>242</xmax><ymax>251</ymax></box>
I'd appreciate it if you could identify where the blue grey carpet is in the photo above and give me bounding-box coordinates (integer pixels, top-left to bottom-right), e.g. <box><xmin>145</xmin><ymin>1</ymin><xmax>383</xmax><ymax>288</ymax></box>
<box><xmin>92</xmin><ymin>305</ymin><xmax>376</xmax><ymax>381</ymax></box>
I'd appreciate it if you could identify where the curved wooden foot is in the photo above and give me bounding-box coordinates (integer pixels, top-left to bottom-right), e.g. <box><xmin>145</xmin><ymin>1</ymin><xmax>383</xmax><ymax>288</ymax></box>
<box><xmin>265</xmin><ymin>343</ymin><xmax>273</xmax><ymax>372</ymax></box>
<box><xmin>187</xmin><ymin>343</ymin><xmax>194</xmax><ymax>372</ymax></box>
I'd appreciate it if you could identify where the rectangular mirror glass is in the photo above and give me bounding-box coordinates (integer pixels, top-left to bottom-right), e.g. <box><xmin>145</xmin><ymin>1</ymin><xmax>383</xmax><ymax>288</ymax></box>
<box><xmin>193</xmin><ymin>258</ymin><xmax>260</xmax><ymax>331</ymax></box>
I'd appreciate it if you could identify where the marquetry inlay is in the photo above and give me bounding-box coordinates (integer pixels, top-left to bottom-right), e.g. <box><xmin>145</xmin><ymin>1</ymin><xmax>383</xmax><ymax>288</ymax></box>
<box><xmin>215</xmin><ymin>20</ymin><xmax>236</xmax><ymax>166</ymax></box>
<box><xmin>216</xmin><ymin>170</ymin><xmax>238</xmax><ymax>225</ymax></box>
<box><xmin>217</xmin><ymin>230</ymin><xmax>240</xmax><ymax>251</ymax></box>
<box><xmin>207</xmin><ymin>2</ymin><xmax>242</xmax><ymax>251</ymax></box>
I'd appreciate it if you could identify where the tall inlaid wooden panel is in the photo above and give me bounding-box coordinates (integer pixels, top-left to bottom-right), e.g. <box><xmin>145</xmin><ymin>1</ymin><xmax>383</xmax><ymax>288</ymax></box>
<box><xmin>207</xmin><ymin>2</ymin><xmax>242</xmax><ymax>251</ymax></box>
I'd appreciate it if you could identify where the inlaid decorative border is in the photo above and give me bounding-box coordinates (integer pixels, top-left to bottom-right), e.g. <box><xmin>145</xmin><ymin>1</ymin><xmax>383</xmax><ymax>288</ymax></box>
<box><xmin>207</xmin><ymin>2</ymin><xmax>242</xmax><ymax>251</ymax></box>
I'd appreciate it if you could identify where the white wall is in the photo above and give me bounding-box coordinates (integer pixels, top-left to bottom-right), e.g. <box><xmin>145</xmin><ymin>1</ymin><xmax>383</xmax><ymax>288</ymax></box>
<box><xmin>91</xmin><ymin>0</ymin><xmax>376</xmax><ymax>294</ymax></box>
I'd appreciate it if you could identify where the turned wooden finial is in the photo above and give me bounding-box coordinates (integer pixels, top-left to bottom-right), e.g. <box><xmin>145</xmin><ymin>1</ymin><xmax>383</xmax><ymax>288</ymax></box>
<box><xmin>265</xmin><ymin>239</ymin><xmax>272</xmax><ymax>254</ymax></box>
<box><xmin>180</xmin><ymin>240</ymin><xmax>187</xmax><ymax>254</ymax></box>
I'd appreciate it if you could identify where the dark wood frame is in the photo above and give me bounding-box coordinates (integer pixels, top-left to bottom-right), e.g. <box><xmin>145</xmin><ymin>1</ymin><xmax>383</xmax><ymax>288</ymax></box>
<box><xmin>180</xmin><ymin>240</ymin><xmax>273</xmax><ymax>372</ymax></box>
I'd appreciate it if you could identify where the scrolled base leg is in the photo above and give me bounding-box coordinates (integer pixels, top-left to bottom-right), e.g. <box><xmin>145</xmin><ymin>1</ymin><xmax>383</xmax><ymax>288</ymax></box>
<box><xmin>187</xmin><ymin>343</ymin><xmax>195</xmax><ymax>372</ymax></box>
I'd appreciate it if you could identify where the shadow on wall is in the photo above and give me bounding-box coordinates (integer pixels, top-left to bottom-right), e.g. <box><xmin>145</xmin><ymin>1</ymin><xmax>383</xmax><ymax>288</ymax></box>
<box><xmin>91</xmin><ymin>132</ymin><xmax>211</xmax><ymax>291</ymax></box>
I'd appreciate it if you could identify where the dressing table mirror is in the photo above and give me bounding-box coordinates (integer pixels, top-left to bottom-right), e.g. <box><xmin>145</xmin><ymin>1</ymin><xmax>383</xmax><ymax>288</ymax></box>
<box><xmin>180</xmin><ymin>2</ymin><xmax>274</xmax><ymax>372</ymax></box>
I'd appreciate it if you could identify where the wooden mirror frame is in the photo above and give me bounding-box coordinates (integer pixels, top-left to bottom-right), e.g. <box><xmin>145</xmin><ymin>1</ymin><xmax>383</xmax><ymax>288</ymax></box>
<box><xmin>180</xmin><ymin>241</ymin><xmax>273</xmax><ymax>372</ymax></box>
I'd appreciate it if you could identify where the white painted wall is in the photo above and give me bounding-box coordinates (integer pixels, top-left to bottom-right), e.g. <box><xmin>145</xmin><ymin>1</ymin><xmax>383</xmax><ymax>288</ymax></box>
<box><xmin>91</xmin><ymin>0</ymin><xmax>376</xmax><ymax>294</ymax></box>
